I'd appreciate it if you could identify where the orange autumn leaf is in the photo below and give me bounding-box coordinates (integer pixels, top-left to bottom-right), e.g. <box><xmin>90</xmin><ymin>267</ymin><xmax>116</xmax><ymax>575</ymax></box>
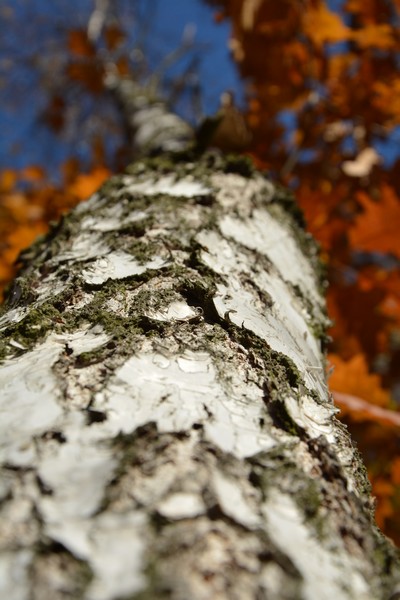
<box><xmin>68</xmin><ymin>29</ymin><xmax>95</xmax><ymax>57</ymax></box>
<box><xmin>68</xmin><ymin>166</ymin><xmax>111</xmax><ymax>200</ymax></box>
<box><xmin>302</xmin><ymin>4</ymin><xmax>351</xmax><ymax>48</ymax></box>
<box><xmin>329</xmin><ymin>353</ymin><xmax>391</xmax><ymax>408</ymax></box>
<box><xmin>351</xmin><ymin>24</ymin><xmax>396</xmax><ymax>50</ymax></box>
<box><xmin>349</xmin><ymin>185</ymin><xmax>400</xmax><ymax>257</ymax></box>
<box><xmin>0</xmin><ymin>169</ymin><xmax>17</xmax><ymax>192</ymax></box>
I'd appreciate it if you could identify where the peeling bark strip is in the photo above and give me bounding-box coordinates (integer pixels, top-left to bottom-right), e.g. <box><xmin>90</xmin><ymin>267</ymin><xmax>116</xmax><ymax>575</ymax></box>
<box><xmin>0</xmin><ymin>152</ymin><xmax>399</xmax><ymax>599</ymax></box>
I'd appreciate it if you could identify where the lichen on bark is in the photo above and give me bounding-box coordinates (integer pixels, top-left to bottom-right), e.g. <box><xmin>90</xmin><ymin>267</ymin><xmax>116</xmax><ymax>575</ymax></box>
<box><xmin>0</xmin><ymin>151</ymin><xmax>399</xmax><ymax>600</ymax></box>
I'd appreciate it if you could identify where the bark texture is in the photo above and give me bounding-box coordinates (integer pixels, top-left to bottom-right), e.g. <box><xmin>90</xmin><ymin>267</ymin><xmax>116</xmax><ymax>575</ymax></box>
<box><xmin>0</xmin><ymin>151</ymin><xmax>399</xmax><ymax>600</ymax></box>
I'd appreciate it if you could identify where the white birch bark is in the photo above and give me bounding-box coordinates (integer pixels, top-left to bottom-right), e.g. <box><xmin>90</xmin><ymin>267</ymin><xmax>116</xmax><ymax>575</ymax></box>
<box><xmin>0</xmin><ymin>150</ymin><xmax>399</xmax><ymax>598</ymax></box>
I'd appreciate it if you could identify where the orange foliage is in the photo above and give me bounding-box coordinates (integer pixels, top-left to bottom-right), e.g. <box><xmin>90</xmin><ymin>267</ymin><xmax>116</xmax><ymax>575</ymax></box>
<box><xmin>68</xmin><ymin>29</ymin><xmax>95</xmax><ymax>57</ymax></box>
<box><xmin>0</xmin><ymin>165</ymin><xmax>110</xmax><ymax>295</ymax></box>
<box><xmin>329</xmin><ymin>353</ymin><xmax>391</xmax><ymax>409</ymax></box>
<box><xmin>352</xmin><ymin>24</ymin><xmax>395</xmax><ymax>50</ymax></box>
<box><xmin>69</xmin><ymin>166</ymin><xmax>110</xmax><ymax>200</ymax></box>
<box><xmin>350</xmin><ymin>186</ymin><xmax>400</xmax><ymax>256</ymax></box>
<box><xmin>303</xmin><ymin>4</ymin><xmax>351</xmax><ymax>48</ymax></box>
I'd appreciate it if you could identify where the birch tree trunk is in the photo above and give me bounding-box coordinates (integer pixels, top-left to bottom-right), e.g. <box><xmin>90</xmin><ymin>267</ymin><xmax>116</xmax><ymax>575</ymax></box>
<box><xmin>0</xmin><ymin>88</ymin><xmax>400</xmax><ymax>599</ymax></box>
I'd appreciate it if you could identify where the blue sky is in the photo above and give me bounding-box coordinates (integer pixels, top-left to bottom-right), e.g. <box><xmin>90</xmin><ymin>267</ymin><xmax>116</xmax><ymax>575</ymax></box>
<box><xmin>2</xmin><ymin>0</ymin><xmax>398</xmax><ymax>177</ymax></box>
<box><xmin>148</xmin><ymin>0</ymin><xmax>244</xmax><ymax>113</ymax></box>
<box><xmin>0</xmin><ymin>0</ymin><xmax>243</xmax><ymax>176</ymax></box>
